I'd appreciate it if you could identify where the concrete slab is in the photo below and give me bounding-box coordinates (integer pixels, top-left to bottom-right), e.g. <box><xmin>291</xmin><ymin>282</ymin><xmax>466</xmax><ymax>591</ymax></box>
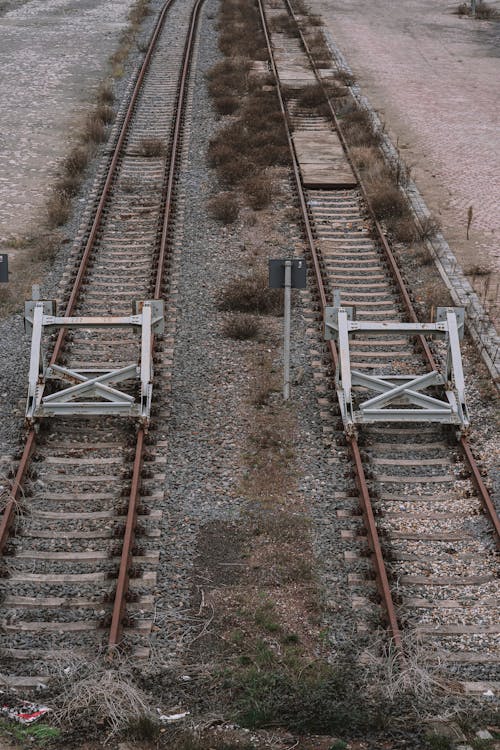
<box><xmin>292</xmin><ymin>129</ymin><xmax>356</xmax><ymax>187</ymax></box>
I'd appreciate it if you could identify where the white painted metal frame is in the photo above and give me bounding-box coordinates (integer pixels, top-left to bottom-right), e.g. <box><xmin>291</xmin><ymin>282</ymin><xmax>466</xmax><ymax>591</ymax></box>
<box><xmin>24</xmin><ymin>297</ymin><xmax>164</xmax><ymax>425</ymax></box>
<box><xmin>324</xmin><ymin>301</ymin><xmax>469</xmax><ymax>435</ymax></box>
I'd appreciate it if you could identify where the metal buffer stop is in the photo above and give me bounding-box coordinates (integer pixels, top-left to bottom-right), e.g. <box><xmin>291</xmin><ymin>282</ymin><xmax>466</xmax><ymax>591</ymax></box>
<box><xmin>325</xmin><ymin>295</ymin><xmax>469</xmax><ymax>435</ymax></box>
<box><xmin>24</xmin><ymin>290</ymin><xmax>164</xmax><ymax>426</ymax></box>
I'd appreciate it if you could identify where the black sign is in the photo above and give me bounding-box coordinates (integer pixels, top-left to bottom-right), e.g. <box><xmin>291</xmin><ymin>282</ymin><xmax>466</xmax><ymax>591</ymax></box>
<box><xmin>268</xmin><ymin>258</ymin><xmax>307</xmax><ymax>289</ymax></box>
<box><xmin>0</xmin><ymin>254</ymin><xmax>8</xmax><ymax>283</ymax></box>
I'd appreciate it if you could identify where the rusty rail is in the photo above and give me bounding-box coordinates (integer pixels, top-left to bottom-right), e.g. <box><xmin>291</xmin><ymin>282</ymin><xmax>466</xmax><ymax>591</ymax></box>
<box><xmin>0</xmin><ymin>430</ymin><xmax>35</xmax><ymax>555</ymax></box>
<box><xmin>109</xmin><ymin>0</ymin><xmax>206</xmax><ymax>648</ymax></box>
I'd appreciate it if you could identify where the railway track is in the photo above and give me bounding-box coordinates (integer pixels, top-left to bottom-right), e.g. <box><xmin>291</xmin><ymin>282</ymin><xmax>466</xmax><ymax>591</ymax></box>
<box><xmin>0</xmin><ymin>0</ymin><xmax>497</xmax><ymax>700</ymax></box>
<box><xmin>0</xmin><ymin>0</ymin><xmax>203</xmax><ymax>687</ymax></box>
<box><xmin>259</xmin><ymin>0</ymin><xmax>500</xmax><ymax>689</ymax></box>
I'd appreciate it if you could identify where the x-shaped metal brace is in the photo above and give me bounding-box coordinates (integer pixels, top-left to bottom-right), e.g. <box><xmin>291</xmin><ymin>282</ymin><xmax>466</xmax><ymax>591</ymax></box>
<box><xmin>324</xmin><ymin>298</ymin><xmax>469</xmax><ymax>435</ymax></box>
<box><xmin>24</xmin><ymin>296</ymin><xmax>164</xmax><ymax>426</ymax></box>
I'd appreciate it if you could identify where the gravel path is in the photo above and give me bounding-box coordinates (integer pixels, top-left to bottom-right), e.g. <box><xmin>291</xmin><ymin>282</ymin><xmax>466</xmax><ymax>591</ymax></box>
<box><xmin>148</xmin><ymin>0</ymin><xmax>354</xmax><ymax>662</ymax></box>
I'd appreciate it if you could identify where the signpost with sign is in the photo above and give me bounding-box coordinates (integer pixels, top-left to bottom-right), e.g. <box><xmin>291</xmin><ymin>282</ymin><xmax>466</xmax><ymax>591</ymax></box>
<box><xmin>269</xmin><ymin>258</ymin><xmax>307</xmax><ymax>400</ymax></box>
<box><xmin>0</xmin><ymin>254</ymin><xmax>8</xmax><ymax>283</ymax></box>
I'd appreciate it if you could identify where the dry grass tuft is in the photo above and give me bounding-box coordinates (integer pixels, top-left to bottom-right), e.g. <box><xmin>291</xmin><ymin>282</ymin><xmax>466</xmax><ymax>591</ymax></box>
<box><xmin>95</xmin><ymin>103</ymin><xmax>115</xmax><ymax>125</ymax></box>
<box><xmin>213</xmin><ymin>94</ymin><xmax>240</xmax><ymax>115</ymax></box>
<box><xmin>341</xmin><ymin>108</ymin><xmax>382</xmax><ymax>147</ymax></box>
<box><xmin>390</xmin><ymin>216</ymin><xmax>417</xmax><ymax>243</ymax></box>
<box><xmin>416</xmin><ymin>214</ymin><xmax>441</xmax><ymax>241</ymax></box>
<box><xmin>64</xmin><ymin>145</ymin><xmax>91</xmax><ymax>176</ymax></box>
<box><xmin>97</xmin><ymin>80</ymin><xmax>115</xmax><ymax>105</ymax></box>
<box><xmin>306</xmin><ymin>30</ymin><xmax>330</xmax><ymax>61</ymax></box>
<box><xmin>475</xmin><ymin>1</ymin><xmax>498</xmax><ymax>18</ymax></box>
<box><xmin>364</xmin><ymin>632</ymin><xmax>451</xmax><ymax>701</ymax></box>
<box><xmin>295</xmin><ymin>83</ymin><xmax>326</xmax><ymax>109</ymax></box>
<box><xmin>208</xmin><ymin>193</ymin><xmax>240</xmax><ymax>224</ymax></box>
<box><xmin>82</xmin><ymin>114</ymin><xmax>107</xmax><ymax>144</ymax></box>
<box><xmin>249</xmin><ymin>367</ymin><xmax>278</xmax><ymax>406</ymax></box>
<box><xmin>243</xmin><ymin>173</ymin><xmax>276</xmax><ymax>210</ymax></box>
<box><xmin>334</xmin><ymin>69</ymin><xmax>356</xmax><ymax>86</ymax></box>
<box><xmin>46</xmin><ymin>190</ymin><xmax>72</xmax><ymax>228</ymax></box>
<box><xmin>219</xmin><ymin>270</ymin><xmax>282</xmax><ymax>315</ymax></box>
<box><xmin>0</xmin><ymin>479</ymin><xmax>28</xmax><ymax>525</ymax></box>
<box><xmin>421</xmin><ymin>281</ymin><xmax>453</xmax><ymax>317</ymax></box>
<box><xmin>54</xmin><ymin>663</ymin><xmax>153</xmax><ymax>741</ymax></box>
<box><xmin>128</xmin><ymin>0</ymin><xmax>150</xmax><ymax>25</ymax></box>
<box><xmin>223</xmin><ymin>314</ymin><xmax>261</xmax><ymax>340</ymax></box>
<box><xmin>217</xmin><ymin>155</ymin><xmax>257</xmax><ymax>186</ymax></box>
<box><xmin>350</xmin><ymin>145</ymin><xmax>381</xmax><ymax>172</ymax></box>
<box><xmin>458</xmin><ymin>0</ymin><xmax>498</xmax><ymax>17</ymax></box>
<box><xmin>269</xmin><ymin>12</ymin><xmax>300</xmax><ymax>37</ymax></box>
<box><xmin>366</xmin><ymin>179</ymin><xmax>408</xmax><ymax>221</ymax></box>
<box><xmin>413</xmin><ymin>242</ymin><xmax>434</xmax><ymax>267</ymax></box>
<box><xmin>55</xmin><ymin>145</ymin><xmax>93</xmax><ymax>196</ymax></box>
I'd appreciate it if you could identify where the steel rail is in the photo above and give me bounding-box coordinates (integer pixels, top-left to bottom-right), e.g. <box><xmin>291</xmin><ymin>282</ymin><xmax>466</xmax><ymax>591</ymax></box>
<box><xmin>109</xmin><ymin>429</ymin><xmax>144</xmax><ymax>646</ymax></box>
<box><xmin>154</xmin><ymin>0</ymin><xmax>202</xmax><ymax>299</ymax></box>
<box><xmin>282</xmin><ymin>0</ymin><xmax>500</xmax><ymax>550</ymax></box>
<box><xmin>109</xmin><ymin>0</ymin><xmax>206</xmax><ymax>648</ymax></box>
<box><xmin>256</xmin><ymin>0</ymin><xmax>403</xmax><ymax>651</ymax></box>
<box><xmin>0</xmin><ymin>430</ymin><xmax>35</xmax><ymax>555</ymax></box>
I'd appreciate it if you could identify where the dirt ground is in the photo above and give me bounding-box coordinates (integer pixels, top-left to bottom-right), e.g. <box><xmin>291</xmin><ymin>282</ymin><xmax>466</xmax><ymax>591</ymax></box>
<box><xmin>309</xmin><ymin>0</ymin><xmax>500</xmax><ymax>320</ymax></box>
<box><xmin>0</xmin><ymin>0</ymin><xmax>134</xmax><ymax>250</ymax></box>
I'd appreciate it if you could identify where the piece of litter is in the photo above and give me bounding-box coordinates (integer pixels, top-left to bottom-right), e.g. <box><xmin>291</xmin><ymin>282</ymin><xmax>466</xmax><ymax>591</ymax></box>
<box><xmin>483</xmin><ymin>690</ymin><xmax>495</xmax><ymax>698</ymax></box>
<box><xmin>476</xmin><ymin>730</ymin><xmax>493</xmax><ymax>739</ymax></box>
<box><xmin>158</xmin><ymin>711</ymin><xmax>190</xmax><ymax>724</ymax></box>
<box><xmin>180</xmin><ymin>675</ymin><xmax>191</xmax><ymax>682</ymax></box>
<box><xmin>1</xmin><ymin>699</ymin><xmax>51</xmax><ymax>724</ymax></box>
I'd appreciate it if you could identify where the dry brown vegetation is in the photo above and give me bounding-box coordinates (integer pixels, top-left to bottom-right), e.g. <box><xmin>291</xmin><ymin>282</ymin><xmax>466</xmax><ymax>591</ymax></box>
<box><xmin>219</xmin><ymin>269</ymin><xmax>282</xmax><ymax>315</ymax></box>
<box><xmin>243</xmin><ymin>172</ymin><xmax>276</xmax><ymax>210</ymax></box>
<box><xmin>97</xmin><ymin>79</ymin><xmax>115</xmax><ymax>105</ymax></box>
<box><xmin>269</xmin><ymin>11</ymin><xmax>300</xmax><ymax>36</ymax></box>
<box><xmin>223</xmin><ymin>314</ymin><xmax>261</xmax><ymax>340</ymax></box>
<box><xmin>82</xmin><ymin>114</ymin><xmax>107</xmax><ymax>144</ymax></box>
<box><xmin>208</xmin><ymin>192</ymin><xmax>240</xmax><ymax>224</ymax></box>
<box><xmin>206</xmin><ymin>0</ymin><xmax>290</xmax><ymax>217</ymax></box>
<box><xmin>46</xmin><ymin>190</ymin><xmax>72</xmax><ymax>228</ymax></box>
<box><xmin>458</xmin><ymin>1</ymin><xmax>499</xmax><ymax>17</ymax></box>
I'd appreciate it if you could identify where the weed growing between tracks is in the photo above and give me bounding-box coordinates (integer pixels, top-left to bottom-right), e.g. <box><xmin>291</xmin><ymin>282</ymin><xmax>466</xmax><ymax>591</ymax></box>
<box><xmin>457</xmin><ymin>1</ymin><xmax>499</xmax><ymax>19</ymax></box>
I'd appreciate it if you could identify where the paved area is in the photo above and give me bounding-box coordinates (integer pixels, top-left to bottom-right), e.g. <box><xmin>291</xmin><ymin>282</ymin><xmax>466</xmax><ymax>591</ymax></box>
<box><xmin>0</xmin><ymin>0</ymin><xmax>133</xmax><ymax>246</ymax></box>
<box><xmin>310</xmin><ymin>0</ymin><xmax>500</xmax><ymax>321</ymax></box>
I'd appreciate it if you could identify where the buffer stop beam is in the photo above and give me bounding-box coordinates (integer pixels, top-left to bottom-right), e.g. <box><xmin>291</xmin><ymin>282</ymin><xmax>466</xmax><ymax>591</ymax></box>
<box><xmin>24</xmin><ymin>294</ymin><xmax>164</xmax><ymax>427</ymax></box>
<box><xmin>324</xmin><ymin>297</ymin><xmax>468</xmax><ymax>436</ymax></box>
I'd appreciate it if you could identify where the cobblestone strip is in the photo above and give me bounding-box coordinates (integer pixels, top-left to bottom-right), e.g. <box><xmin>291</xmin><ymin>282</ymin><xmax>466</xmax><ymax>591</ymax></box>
<box><xmin>323</xmin><ymin>29</ymin><xmax>500</xmax><ymax>387</ymax></box>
